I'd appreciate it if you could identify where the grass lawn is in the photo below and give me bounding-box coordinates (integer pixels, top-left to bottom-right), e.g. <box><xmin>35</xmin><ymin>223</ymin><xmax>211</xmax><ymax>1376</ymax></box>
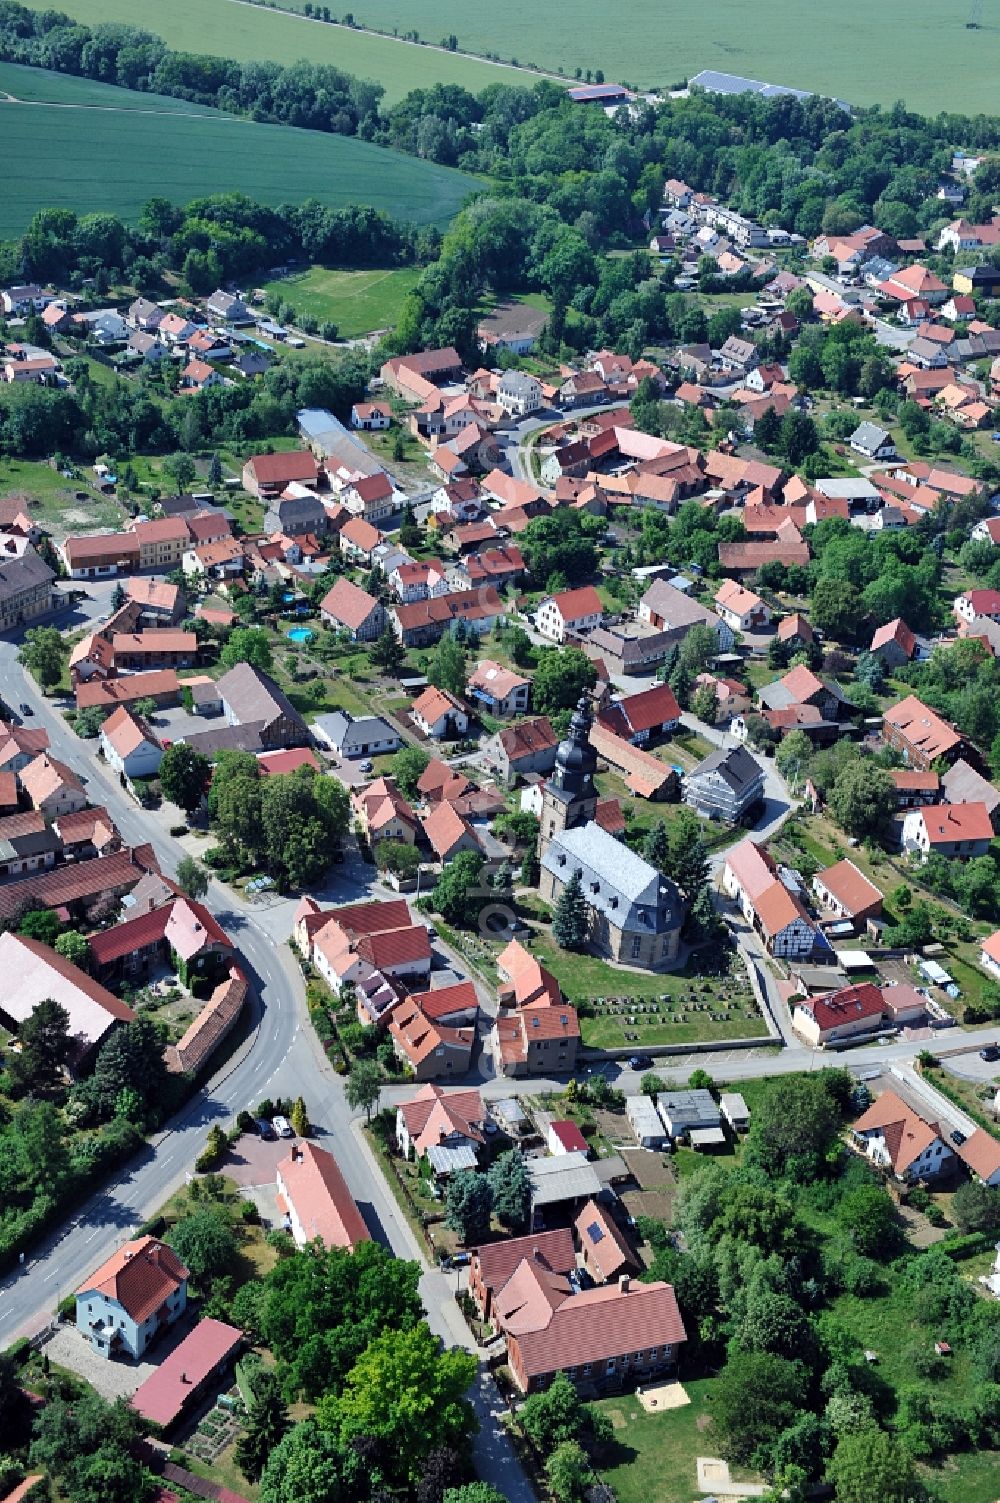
<box><xmin>593</xmin><ymin>1378</ymin><xmax>757</xmax><ymax>1503</ymax></box>
<box><xmin>926</xmin><ymin>1448</ymin><xmax>1000</xmax><ymax>1503</ymax></box>
<box><xmin>18</xmin><ymin>0</ymin><xmax>542</xmax><ymax>104</ymax></box>
<box><xmin>0</xmin><ymin>457</ymin><xmax>125</xmax><ymax>537</ymax></box>
<box><xmin>922</xmin><ymin>1066</ymin><xmax>1000</xmax><ymax>1140</ymax></box>
<box><xmin>0</xmin><ymin>59</ymin><xmax>478</xmax><ymax>236</ymax></box>
<box><xmin>262</xmin><ymin>265</ymin><xmax>422</xmax><ymax>337</ymax></box>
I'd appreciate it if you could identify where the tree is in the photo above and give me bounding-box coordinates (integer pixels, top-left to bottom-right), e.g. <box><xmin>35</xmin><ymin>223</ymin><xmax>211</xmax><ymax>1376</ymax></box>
<box><xmin>159</xmin><ymin>743</ymin><xmax>211</xmax><ymax>814</ymax></box>
<box><xmin>0</xmin><ymin>1353</ymin><xmax>30</xmax><ymax>1454</ymax></box>
<box><xmin>19</xmin><ymin>907</ymin><xmax>62</xmax><ymax>945</ymax></box>
<box><xmin>691</xmin><ymin>682</ymin><xmax>718</xmax><ymax>725</ymax></box>
<box><xmin>74</xmin><ymin>705</ymin><xmax>107</xmax><ymax>738</ymax></box>
<box><xmin>390</xmin><ymin>745</ymin><xmax>430</xmax><ymax>798</ymax></box>
<box><xmin>260</xmin><ymin>1420</ymin><xmax>347</xmax><ymax>1503</ymax></box>
<box><xmin>487</xmin><ymin>1150</ymin><xmax>530</xmax><ymax>1232</ymax></box>
<box><xmin>508</xmin><ymin>626</ymin><xmax>534</xmax><ymax>667</ymax></box>
<box><xmin>19</xmin><ymin>625</ymin><xmax>65</xmax><ymax>691</ymax></box>
<box><xmin>371</xmin><ymin>625</ymin><xmax>405</xmax><ymax>674</ymax></box>
<box><xmin>545</xmin><ymin>1441</ymin><xmax>593</xmax><ymax>1503</ymax></box>
<box><xmin>519</xmin><ymin>1373</ymin><xmax>608</xmax><ymax>1457</ymax></box>
<box><xmin>713</xmin><ymin>1352</ymin><xmax>808</xmax><ymax>1464</ymax></box>
<box><xmin>378</xmin><ymin>840</ymin><xmax>422</xmax><ymax>880</ymax></box>
<box><xmin>810</xmin><ymin>578</ymin><xmax>862</xmax><ymax>643</ymax></box>
<box><xmin>346</xmin><ymin>1059</ymin><xmax>382</xmax><ymax>1120</ymax></box>
<box><xmin>432</xmin><ymin>849</ymin><xmax>486</xmax><ymax>927</ymax></box>
<box><xmin>679</xmin><ymin>623</ymin><xmax>720</xmax><ymax>676</ymax></box>
<box><xmin>81</xmin><ymin>1016</ymin><xmax>167</xmax><ymax>1122</ymax></box>
<box><xmin>643</xmin><ymin>819</ymin><xmax>670</xmax><ymax>872</ymax></box>
<box><xmin>221</xmin><ymin>627</ymin><xmax>273</xmax><ymax>671</ymax></box>
<box><xmin>290</xmin><ymin>1096</ymin><xmax>311</xmax><ymax>1136</ymax></box>
<box><xmin>952</xmin><ymin>1178</ymin><xmax>1000</xmax><ymax>1235</ymax></box>
<box><xmin>7</xmin><ymin>996</ymin><xmax>72</xmax><ymax>1095</ymax></box>
<box><xmin>837</xmin><ymin>1184</ymin><xmax>898</xmax><ymax>1256</ymax></box>
<box><xmin>828</xmin><ymin>761</ymin><xmax>895</xmax><ymax>841</ymax></box>
<box><xmin>319</xmin><ymin>1322</ymin><xmax>477</xmax><ymax>1487</ymax></box>
<box><xmin>531</xmin><ymin>647</ymin><xmax>596</xmax><ymax>717</ymax></box>
<box><xmin>553</xmin><ymin>868</ymin><xmax>589</xmax><ymax>951</ymax></box>
<box><xmin>747</xmin><ymin>1074</ymin><xmax>839</xmax><ymax>1180</ymax></box>
<box><xmin>429</xmin><ymin>632</ymin><xmax>467</xmax><ymax>696</ymax></box>
<box><xmin>168</xmin><ymin>1208</ymin><xmax>238</xmax><ymax>1285</ymax></box>
<box><xmin>445</xmin><ymin>1170</ymin><xmax>493</xmax><ymax>1243</ymax></box>
<box><xmin>176</xmin><ymin>854</ymin><xmax>209</xmax><ymax>900</ymax></box>
<box><xmin>110</xmin><ymin>581</ymin><xmax>127</xmax><ymax>611</ymax></box>
<box><xmin>775</xmin><ymin>730</ymin><xmax>813</xmax><ymax>788</ymax></box>
<box><xmin>54</xmin><ymin>929</ymin><xmax>90</xmax><ymax>969</ymax></box>
<box><xmin>163</xmin><ymin>451</ymin><xmax>196</xmax><ymax>494</ymax></box>
<box><xmin>236</xmin><ymin>1368</ymin><xmax>289</xmax><ymax>1482</ymax></box>
<box><xmin>827</xmin><ymin>1428</ymin><xmax>925</xmax><ymax>1503</ymax></box>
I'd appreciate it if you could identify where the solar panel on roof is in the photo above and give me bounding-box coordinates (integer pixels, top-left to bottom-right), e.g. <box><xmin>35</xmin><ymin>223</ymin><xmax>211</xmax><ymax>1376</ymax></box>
<box><xmin>586</xmin><ymin>1221</ymin><xmax>605</xmax><ymax>1243</ymax></box>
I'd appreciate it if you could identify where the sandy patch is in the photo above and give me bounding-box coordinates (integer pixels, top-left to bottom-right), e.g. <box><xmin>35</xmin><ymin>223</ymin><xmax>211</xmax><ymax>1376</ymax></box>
<box><xmin>637</xmin><ymin>1380</ymin><xmax>690</xmax><ymax>1413</ymax></box>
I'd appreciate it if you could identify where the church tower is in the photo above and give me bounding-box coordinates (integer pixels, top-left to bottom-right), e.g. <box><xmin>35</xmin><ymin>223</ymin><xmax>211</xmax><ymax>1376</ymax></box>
<box><xmin>539</xmin><ymin>694</ymin><xmax>598</xmax><ymax>858</ymax></box>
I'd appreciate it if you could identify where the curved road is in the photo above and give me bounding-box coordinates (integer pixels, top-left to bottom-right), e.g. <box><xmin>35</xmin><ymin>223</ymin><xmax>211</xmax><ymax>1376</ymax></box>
<box><xmin>0</xmin><ymin>617</ymin><xmax>535</xmax><ymax>1503</ymax></box>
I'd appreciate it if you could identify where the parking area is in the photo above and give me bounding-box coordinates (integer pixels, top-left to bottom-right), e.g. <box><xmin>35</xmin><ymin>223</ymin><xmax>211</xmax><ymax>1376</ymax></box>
<box><xmin>221</xmin><ymin>1132</ymin><xmax>289</xmax><ymax>1188</ymax></box>
<box><xmin>146</xmin><ymin>702</ymin><xmax>222</xmax><ymax>744</ymax></box>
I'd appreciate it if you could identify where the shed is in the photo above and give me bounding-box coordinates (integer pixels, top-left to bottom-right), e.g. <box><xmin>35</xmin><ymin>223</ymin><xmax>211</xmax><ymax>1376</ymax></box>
<box><xmin>426</xmin><ymin>1143</ymin><xmax>479</xmax><ymax>1177</ymax></box>
<box><xmin>548</xmin><ymin>1119</ymin><xmax>589</xmax><ymax>1156</ymax></box>
<box><xmin>625</xmin><ymin>1095</ymin><xmax>670</xmax><ymax>1150</ymax></box>
<box><xmin>719</xmin><ymin>1092</ymin><xmax>750</xmax><ymax>1132</ymax></box>
<box><xmin>689</xmin><ymin>1126</ymin><xmax>727</xmax><ymax>1150</ymax></box>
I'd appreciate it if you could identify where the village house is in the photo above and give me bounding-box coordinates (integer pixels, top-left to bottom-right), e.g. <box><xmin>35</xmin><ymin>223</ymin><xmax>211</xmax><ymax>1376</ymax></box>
<box><xmin>76</xmin><ymin>1237</ymin><xmax>188</xmax><ymax>1359</ymax></box>
<box><xmin>165</xmin><ymin>966</ymin><xmax>247</xmax><ymax>1077</ymax></box>
<box><xmin>869</xmin><ymin>618</ymin><xmax>918</xmax><ymax>668</ymax></box>
<box><xmin>352</xmin><ymin>776</ymin><xmax>419</xmax><ymax>847</ymax></box>
<box><xmin>883</xmin><ymin>695</ymin><xmax>963</xmax><ymax>769</ymax></box>
<box><xmin>0</xmin><ymin>549</ymin><xmax>55</xmax><ymax>632</ymax></box>
<box><xmin>469</xmin><ymin>1230</ymin><xmax>576</xmax><ymax>1322</ymax></box>
<box><xmin>351</xmin><ymin>402</ymin><xmax>391</xmax><ymax>430</ymax></box>
<box><xmin>392</xmin><ymin>587</ymin><xmax>503</xmax><ymax>647</ymax></box>
<box><xmin>313</xmin><ymin>709</ymin><xmax>401</xmax><ymax>760</ymax></box>
<box><xmin>421</xmin><ymin>800</ymin><xmax>481</xmax><ymax>863</ymax></box>
<box><xmin>465</xmin><ymin>660</ymin><xmax>531</xmax><ymax>718</ymax></box>
<box><xmin>276</xmin><ymin>1142</ymin><xmax>370</xmax><ymax>1251</ymax></box>
<box><xmin>941</xmin><ymin>759</ymin><xmax>1000</xmax><ymax>831</ymax></box>
<box><xmin>410</xmin><ymin>685</ymin><xmax>469</xmax><ymax>740</ymax></box>
<box><xmin>130</xmin><ymin>1318</ymin><xmax>243</xmax><ymax>1434</ymax></box>
<box><xmin>714</xmin><ymin>579</ymin><xmax>771</xmax><ymax>633</ymax></box>
<box><xmin>793</xmin><ymin>982</ymin><xmax>886</xmax><ymax>1047</ymax></box>
<box><xmin>0</xmin><ymin>931</ymin><xmax>135</xmax><ymax>1064</ymax></box>
<box><xmin>63</xmin><ymin>532</ymin><xmax>141</xmax><ymax>579</ymax></box>
<box><xmin>395</xmin><ymin>1083</ymin><xmax>488</xmax><ymax>1164</ymax></box>
<box><xmin>684</xmin><ymin>744</ymin><xmax>764</xmax><ymax>823</ymax></box>
<box><xmin>0</xmin><ymin>811</ymin><xmax>59</xmax><ymax>879</ymax></box>
<box><xmin>99</xmin><ymin>706</ymin><xmax>163</xmax><ymax>781</ymax></box>
<box><xmin>536</xmin><ymin>586</ymin><xmax>604</xmax><ymax>643</ymax></box>
<box><xmin>597</xmin><ymin>684</ymin><xmax>681</xmax><ymax>745</ymax></box>
<box><xmin>380</xmin><ymin>348</ymin><xmax>463</xmax><ymax>403</ymax></box>
<box><xmin>319</xmin><ymin>577</ymin><xmax>385</xmax><ymax>641</ymax></box>
<box><xmin>242</xmin><ymin>450</ymin><xmax>319</xmax><ymax>500</ymax></box>
<box><xmin>849</xmin><ymin>421</ymin><xmax>898</xmax><ymax>461</ymax></box>
<box><xmin>638</xmin><ymin>578</ymin><xmax>735</xmax><ymax>650</ymax></box>
<box><xmin>902</xmin><ymin>802</ymin><xmax>994</xmax><ymax>860</ymax></box>
<box><xmin>483</xmin><ymin>716</ymin><xmax>559</xmax><ymax>786</ymax></box>
<box><xmin>851</xmin><ymin>1090</ymin><xmax>954</xmax><ymax>1182</ymax></box>
<box><xmin>129</xmin><ymin>517</ymin><xmax>190</xmax><ymax>571</ymax></box>
<box><xmin>344</xmin><ymin>472</ymin><xmax>395</xmax><ymax>524</ymax></box>
<box><xmin>20</xmin><ymin>753</ymin><xmax>87</xmax><ymax>818</ymax></box>
<box><xmin>812</xmin><ymin>860</ymin><xmax>884</xmax><ymax>929</ymax></box>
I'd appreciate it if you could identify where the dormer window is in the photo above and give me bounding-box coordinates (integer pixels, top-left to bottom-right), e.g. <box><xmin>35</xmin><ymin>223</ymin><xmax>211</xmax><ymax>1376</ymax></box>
<box><xmin>591</xmin><ymin>882</ymin><xmax>600</xmax><ymax>894</ymax></box>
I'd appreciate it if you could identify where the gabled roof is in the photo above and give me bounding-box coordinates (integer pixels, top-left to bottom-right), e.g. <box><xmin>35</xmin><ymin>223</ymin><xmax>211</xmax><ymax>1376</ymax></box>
<box><xmin>871</xmin><ymin>618</ymin><xmax>916</xmax><ymax>656</ymax></box>
<box><xmin>851</xmin><ymin>1089</ymin><xmax>944</xmax><ymax>1173</ymax></box>
<box><xmin>955</xmin><ymin>1127</ymin><xmax>1000</xmax><ymax>1183</ymax></box>
<box><xmin>599</xmin><ymin>684</ymin><xmax>681</xmax><ymax>737</ymax></box>
<box><xmin>497</xmin><ymin>717</ymin><xmax>558</xmax><ymax>763</ymax></box>
<box><xmin>101</xmin><ymin>705</ymin><xmax>157</xmax><ymax>760</ymax></box>
<box><xmin>77</xmin><ymin>1236</ymin><xmax>188</xmax><ymax>1322</ymax></box>
<box><xmin>131</xmin><ymin>1318</ymin><xmax>242</xmax><ymax>1428</ymax></box>
<box><xmin>319</xmin><ymin>576</ymin><xmax>381</xmax><ymax>631</ymax></box>
<box><xmin>20</xmin><ymin>752</ymin><xmax>84</xmax><ymax>806</ymax></box>
<box><xmin>574</xmin><ymin>1198</ymin><xmax>639</xmax><ymax>1282</ymax></box>
<box><xmin>814</xmin><ymin>859</ymin><xmax>883</xmax><ymax>917</ymax></box>
<box><xmin>422</xmin><ymin>798</ymin><xmax>478</xmax><ymax>859</ymax></box>
<box><xmin>543</xmin><ymin>586</ymin><xmax>603</xmax><ymax>622</ymax></box>
<box><xmin>883</xmin><ymin>695</ymin><xmax>961</xmax><ymax>761</ymax></box>
<box><xmin>911</xmin><ymin>803</ymin><xmax>994</xmax><ymax>843</ymax></box>
<box><xmin>398</xmin><ymin>1083</ymin><xmax>486</xmax><ymax>1151</ymax></box>
<box><xmin>277</xmin><ymin>1142</ymin><xmax>370</xmax><ymax>1250</ymax></box>
<box><xmin>801</xmin><ymin>981</ymin><xmax>885</xmax><ymax>1035</ymax></box>
<box><xmin>724</xmin><ymin>838</ymin><xmax>779</xmax><ymax>902</ymax></box>
<box><xmin>753</xmin><ymin>879</ymin><xmax>811</xmax><ymax>939</ymax></box>
<box><xmin>472</xmin><ymin>1229</ymin><xmax>576</xmax><ymax>1293</ymax></box>
<box><xmin>412</xmin><ymin>684</ymin><xmax>465</xmax><ymax>726</ymax></box>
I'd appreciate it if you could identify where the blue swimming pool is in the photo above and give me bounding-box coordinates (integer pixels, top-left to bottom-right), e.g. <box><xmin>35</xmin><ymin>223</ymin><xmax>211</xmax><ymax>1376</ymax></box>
<box><xmin>287</xmin><ymin>627</ymin><xmax>313</xmax><ymax>643</ymax></box>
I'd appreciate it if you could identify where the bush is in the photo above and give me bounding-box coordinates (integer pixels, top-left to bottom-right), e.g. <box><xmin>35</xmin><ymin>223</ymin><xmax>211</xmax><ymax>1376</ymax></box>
<box><xmin>240</xmin><ymin>1200</ymin><xmax>259</xmax><ymax>1224</ymax></box>
<box><xmin>237</xmin><ymin>1110</ymin><xmax>256</xmax><ymax>1134</ymax></box>
<box><xmin>57</xmin><ymin>1295</ymin><xmax>76</xmax><ymax>1322</ymax></box>
<box><xmin>842</xmin><ymin>1256</ymin><xmax>887</xmax><ymax>1298</ymax></box>
<box><xmin>137</xmin><ymin>1214</ymin><xmax>166</xmax><ymax>1239</ymax></box>
<box><xmin>4</xmin><ymin>1337</ymin><xmax>31</xmax><ymax>1367</ymax></box>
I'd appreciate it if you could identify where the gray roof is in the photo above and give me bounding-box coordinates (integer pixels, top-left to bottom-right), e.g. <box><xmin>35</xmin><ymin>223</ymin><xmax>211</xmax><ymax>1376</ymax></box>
<box><xmin>180</xmin><ymin>722</ymin><xmax>266</xmax><ymax>758</ymax></box>
<box><xmin>296</xmin><ymin>407</ymin><xmax>385</xmax><ymax>478</ymax></box>
<box><xmin>815</xmin><ymin>477</ymin><xmax>881</xmax><ymax>501</ymax></box>
<box><xmin>527</xmin><ymin>1151</ymin><xmax>602</xmax><ymax>1207</ymax></box>
<box><xmin>640</xmin><ymin>579</ymin><xmax>724</xmax><ymax>633</ymax></box>
<box><xmin>218</xmin><ymin>663</ymin><xmax>305</xmax><ymax>733</ymax></box>
<box><xmin>542</xmin><ymin>822</ymin><xmax>681</xmax><ymax>937</ymax></box>
<box><xmin>499</xmin><ymin>371</ymin><xmax>542</xmax><ymax>396</ymax></box>
<box><xmin>626</xmin><ymin>1095</ymin><xmax>667</xmax><ymax>1135</ymax></box>
<box><xmin>312</xmin><ymin>709</ymin><xmax>397</xmax><ymax>752</ymax></box>
<box><xmin>0</xmin><ymin>549</ymin><xmax>54</xmax><ymax>604</ymax></box>
<box><xmin>657</xmin><ymin>1089</ymin><xmax>721</xmax><ymax>1131</ymax></box>
<box><xmin>720</xmin><ymin>1091</ymin><xmax>749</xmax><ymax>1120</ymax></box>
<box><xmin>941</xmin><ymin>757</ymin><xmax>1000</xmax><ymax>813</ymax></box>
<box><xmin>850</xmin><ymin>421</ymin><xmax>891</xmax><ymax>450</ymax></box>
<box><xmin>688</xmin><ymin>744</ymin><xmax>763</xmax><ymax>794</ymax></box>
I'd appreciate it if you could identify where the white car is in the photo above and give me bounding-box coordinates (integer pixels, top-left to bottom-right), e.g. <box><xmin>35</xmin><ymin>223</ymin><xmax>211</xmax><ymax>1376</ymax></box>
<box><xmin>272</xmin><ymin>1115</ymin><xmax>294</xmax><ymax>1139</ymax></box>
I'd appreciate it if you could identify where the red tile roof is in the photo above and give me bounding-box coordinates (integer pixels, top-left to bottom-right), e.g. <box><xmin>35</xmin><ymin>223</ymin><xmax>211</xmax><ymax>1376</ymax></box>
<box><xmin>550</xmin><ymin>1120</ymin><xmax>588</xmax><ymax>1153</ymax></box>
<box><xmin>955</xmin><ymin>1127</ymin><xmax>1000</xmax><ymax>1183</ymax></box>
<box><xmin>167</xmin><ymin>967</ymin><xmax>247</xmax><ymax>1076</ymax></box>
<box><xmin>77</xmin><ymin>1236</ymin><xmax>188</xmax><ymax>1323</ymax></box>
<box><xmin>131</xmin><ymin>1318</ymin><xmax>242</xmax><ymax>1428</ymax></box>
<box><xmin>356</xmin><ymin>923</ymin><xmax>431</xmax><ymax>971</ymax></box>
<box><xmin>851</xmin><ymin>1089</ymin><xmax>944</xmax><ymax>1173</ymax></box>
<box><xmin>883</xmin><ymin>695</ymin><xmax>962</xmax><ymax>762</ymax></box>
<box><xmin>814</xmin><ymin>859</ymin><xmax>883</xmax><ymax>918</ymax></box>
<box><xmin>407</xmin><ymin>979</ymin><xmax>478</xmax><ymax>1021</ymax></box>
<box><xmin>914</xmin><ymin>803</ymin><xmax>994</xmax><ymax>844</ymax></box>
<box><xmin>247</xmin><ymin>451</ymin><xmax>318</xmax><ymax>486</ymax></box>
<box><xmin>574</xmin><ymin>1199</ymin><xmax>639</xmax><ymax>1282</ymax></box>
<box><xmin>801</xmin><ymin>982</ymin><xmax>885</xmax><ymax>1035</ymax></box>
<box><xmin>548</xmin><ymin>586</ymin><xmax>603</xmax><ymax>621</ymax></box>
<box><xmin>497</xmin><ymin>717</ymin><xmax>558</xmax><ymax>764</ymax></box>
<box><xmin>870</xmin><ymin>618</ymin><xmax>916</xmax><ymax>656</ymax></box>
<box><xmin>320</xmin><ymin>577</ymin><xmax>382</xmax><ymax>631</ymax></box>
<box><xmin>277</xmin><ymin>1142</ymin><xmax>370</xmax><ymax>1250</ymax></box>
<box><xmin>472</xmin><ymin>1229</ymin><xmax>575</xmax><ymax>1296</ymax></box>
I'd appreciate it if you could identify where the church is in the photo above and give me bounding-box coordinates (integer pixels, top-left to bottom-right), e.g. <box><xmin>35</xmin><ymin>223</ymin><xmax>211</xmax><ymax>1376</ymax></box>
<box><xmin>537</xmin><ymin>697</ymin><xmax>684</xmax><ymax>972</ymax></box>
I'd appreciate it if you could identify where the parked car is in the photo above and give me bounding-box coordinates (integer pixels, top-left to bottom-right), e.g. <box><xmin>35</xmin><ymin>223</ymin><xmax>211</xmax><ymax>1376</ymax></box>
<box><xmin>256</xmin><ymin>1118</ymin><xmax>276</xmax><ymax>1140</ymax></box>
<box><xmin>19</xmin><ymin>703</ymin><xmax>32</xmax><ymax>717</ymax></box>
<box><xmin>272</xmin><ymin>1115</ymin><xmax>294</xmax><ymax>1138</ymax></box>
<box><xmin>979</xmin><ymin>1043</ymin><xmax>1000</xmax><ymax>1062</ymax></box>
<box><xmin>628</xmin><ymin>1053</ymin><xmax>654</xmax><ymax>1071</ymax></box>
<box><xmin>358</xmin><ymin>758</ymin><xmax>373</xmax><ymax>773</ymax></box>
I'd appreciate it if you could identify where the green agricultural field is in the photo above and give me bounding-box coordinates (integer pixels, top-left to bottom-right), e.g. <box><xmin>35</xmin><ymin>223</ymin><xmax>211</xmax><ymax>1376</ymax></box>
<box><xmin>275</xmin><ymin>0</ymin><xmax>1000</xmax><ymax>114</ymax></box>
<box><xmin>17</xmin><ymin>0</ymin><xmax>546</xmax><ymax>105</ymax></box>
<box><xmin>262</xmin><ymin>265</ymin><xmax>422</xmax><ymax>337</ymax></box>
<box><xmin>0</xmin><ymin>64</ymin><xmax>478</xmax><ymax>237</ymax></box>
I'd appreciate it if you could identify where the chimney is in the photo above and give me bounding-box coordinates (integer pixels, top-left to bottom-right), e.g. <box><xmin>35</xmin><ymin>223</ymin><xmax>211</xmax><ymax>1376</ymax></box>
<box><xmin>181</xmin><ymin>1371</ymin><xmax>189</xmax><ymax>1384</ymax></box>
<box><xmin>619</xmin><ymin>1274</ymin><xmax>630</xmax><ymax>1294</ymax></box>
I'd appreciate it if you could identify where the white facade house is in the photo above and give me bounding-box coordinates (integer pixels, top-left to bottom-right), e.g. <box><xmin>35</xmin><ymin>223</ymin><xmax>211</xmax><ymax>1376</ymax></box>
<box><xmin>535</xmin><ymin>587</ymin><xmax>604</xmax><ymax>643</ymax></box>
<box><xmin>75</xmin><ymin>1237</ymin><xmax>188</xmax><ymax>1360</ymax></box>
<box><xmin>497</xmin><ymin>371</ymin><xmax>544</xmax><ymax>418</ymax></box>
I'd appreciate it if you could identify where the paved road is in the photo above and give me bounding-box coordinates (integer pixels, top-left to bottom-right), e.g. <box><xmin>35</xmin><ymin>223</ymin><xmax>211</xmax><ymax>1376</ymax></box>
<box><xmin>0</xmin><ymin>619</ymin><xmax>535</xmax><ymax>1503</ymax></box>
